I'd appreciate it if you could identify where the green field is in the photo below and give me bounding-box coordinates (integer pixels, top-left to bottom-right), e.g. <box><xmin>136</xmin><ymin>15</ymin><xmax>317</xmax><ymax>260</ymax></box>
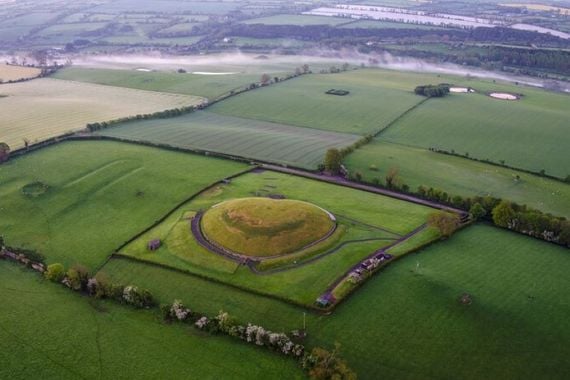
<box><xmin>113</xmin><ymin>170</ymin><xmax>433</xmax><ymax>305</ymax></box>
<box><xmin>209</xmin><ymin>69</ymin><xmax>425</xmax><ymax>135</ymax></box>
<box><xmin>379</xmin><ymin>86</ymin><xmax>570</xmax><ymax>178</ymax></box>
<box><xmin>344</xmin><ymin>141</ymin><xmax>570</xmax><ymax>217</ymax></box>
<box><xmin>242</xmin><ymin>14</ymin><xmax>352</xmax><ymax>26</ymax></box>
<box><xmin>0</xmin><ymin>78</ymin><xmax>202</xmax><ymax>150</ymax></box>
<box><xmin>95</xmin><ymin>110</ymin><xmax>359</xmax><ymax>169</ymax></box>
<box><xmin>0</xmin><ymin>262</ymin><xmax>302</xmax><ymax>379</ymax></box>
<box><xmin>340</xmin><ymin>20</ymin><xmax>446</xmax><ymax>30</ymax></box>
<box><xmin>101</xmin><ymin>225</ymin><xmax>570</xmax><ymax>379</ymax></box>
<box><xmin>53</xmin><ymin>67</ymin><xmax>263</xmax><ymax>100</ymax></box>
<box><xmin>0</xmin><ymin>141</ymin><xmax>247</xmax><ymax>269</ymax></box>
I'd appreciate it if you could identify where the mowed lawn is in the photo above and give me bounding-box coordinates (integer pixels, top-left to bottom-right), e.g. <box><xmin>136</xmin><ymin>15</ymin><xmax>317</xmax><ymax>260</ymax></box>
<box><xmin>379</xmin><ymin>87</ymin><xmax>570</xmax><ymax>178</ymax></box>
<box><xmin>0</xmin><ymin>141</ymin><xmax>247</xmax><ymax>269</ymax></box>
<box><xmin>0</xmin><ymin>78</ymin><xmax>203</xmax><ymax>150</ymax></box>
<box><xmin>108</xmin><ymin>171</ymin><xmax>433</xmax><ymax>305</ymax></box>
<box><xmin>101</xmin><ymin>225</ymin><xmax>570</xmax><ymax>380</ymax></box>
<box><xmin>96</xmin><ymin>111</ymin><xmax>360</xmax><ymax>169</ymax></box>
<box><xmin>344</xmin><ymin>141</ymin><xmax>570</xmax><ymax>218</ymax></box>
<box><xmin>209</xmin><ymin>69</ymin><xmax>424</xmax><ymax>135</ymax></box>
<box><xmin>53</xmin><ymin>67</ymin><xmax>263</xmax><ymax>100</ymax></box>
<box><xmin>0</xmin><ymin>263</ymin><xmax>302</xmax><ymax>379</ymax></box>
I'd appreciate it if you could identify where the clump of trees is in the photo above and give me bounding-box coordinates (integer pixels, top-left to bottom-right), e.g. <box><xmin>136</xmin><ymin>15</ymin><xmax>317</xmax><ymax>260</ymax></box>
<box><xmin>414</xmin><ymin>84</ymin><xmax>450</xmax><ymax>97</ymax></box>
<box><xmin>302</xmin><ymin>343</ymin><xmax>357</xmax><ymax>380</ymax></box>
<box><xmin>0</xmin><ymin>142</ymin><xmax>9</xmax><ymax>163</ymax></box>
<box><xmin>428</xmin><ymin>211</ymin><xmax>461</xmax><ymax>237</ymax></box>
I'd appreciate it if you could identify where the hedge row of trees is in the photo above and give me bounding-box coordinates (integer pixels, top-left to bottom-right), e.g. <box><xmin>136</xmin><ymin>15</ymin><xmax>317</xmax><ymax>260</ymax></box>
<box><xmin>161</xmin><ymin>299</ymin><xmax>356</xmax><ymax>379</ymax></box>
<box><xmin>86</xmin><ymin>105</ymin><xmax>198</xmax><ymax>132</ymax></box>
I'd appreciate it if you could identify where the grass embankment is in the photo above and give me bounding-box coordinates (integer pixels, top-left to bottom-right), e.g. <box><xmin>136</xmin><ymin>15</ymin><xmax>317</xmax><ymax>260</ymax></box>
<box><xmin>102</xmin><ymin>225</ymin><xmax>570</xmax><ymax>380</ymax></box>
<box><xmin>0</xmin><ymin>141</ymin><xmax>247</xmax><ymax>269</ymax></box>
<box><xmin>201</xmin><ymin>197</ymin><xmax>335</xmax><ymax>257</ymax></box>
<box><xmin>0</xmin><ymin>262</ymin><xmax>302</xmax><ymax>379</ymax></box>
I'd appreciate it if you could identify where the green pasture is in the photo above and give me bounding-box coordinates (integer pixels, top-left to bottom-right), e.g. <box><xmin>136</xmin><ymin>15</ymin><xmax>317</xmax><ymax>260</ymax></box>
<box><xmin>102</xmin><ymin>225</ymin><xmax>570</xmax><ymax>380</ymax></box>
<box><xmin>209</xmin><ymin>69</ymin><xmax>425</xmax><ymax>135</ymax></box>
<box><xmin>344</xmin><ymin>141</ymin><xmax>570</xmax><ymax>218</ymax></box>
<box><xmin>0</xmin><ymin>262</ymin><xmax>302</xmax><ymax>379</ymax></box>
<box><xmin>379</xmin><ymin>85</ymin><xmax>570</xmax><ymax>178</ymax></box>
<box><xmin>53</xmin><ymin>67</ymin><xmax>263</xmax><ymax>100</ymax></box>
<box><xmin>95</xmin><ymin>111</ymin><xmax>359</xmax><ymax>169</ymax></box>
<box><xmin>0</xmin><ymin>141</ymin><xmax>247</xmax><ymax>269</ymax></box>
<box><xmin>113</xmin><ymin>170</ymin><xmax>432</xmax><ymax>305</ymax></box>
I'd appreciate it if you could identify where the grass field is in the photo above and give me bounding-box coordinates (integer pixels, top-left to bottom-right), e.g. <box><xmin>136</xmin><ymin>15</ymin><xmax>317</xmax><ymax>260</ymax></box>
<box><xmin>53</xmin><ymin>67</ymin><xmax>263</xmax><ymax>100</ymax></box>
<box><xmin>0</xmin><ymin>64</ymin><xmax>41</xmax><ymax>82</ymax></box>
<box><xmin>111</xmin><ymin>170</ymin><xmax>433</xmax><ymax>305</ymax></box>
<box><xmin>100</xmin><ymin>225</ymin><xmax>570</xmax><ymax>379</ymax></box>
<box><xmin>95</xmin><ymin>110</ymin><xmax>359</xmax><ymax>169</ymax></box>
<box><xmin>242</xmin><ymin>14</ymin><xmax>352</xmax><ymax>26</ymax></box>
<box><xmin>201</xmin><ymin>198</ymin><xmax>335</xmax><ymax>257</ymax></box>
<box><xmin>0</xmin><ymin>78</ymin><xmax>202</xmax><ymax>150</ymax></box>
<box><xmin>209</xmin><ymin>70</ymin><xmax>425</xmax><ymax>135</ymax></box>
<box><xmin>0</xmin><ymin>141</ymin><xmax>247</xmax><ymax>269</ymax></box>
<box><xmin>344</xmin><ymin>141</ymin><xmax>570</xmax><ymax>218</ymax></box>
<box><xmin>340</xmin><ymin>20</ymin><xmax>446</xmax><ymax>29</ymax></box>
<box><xmin>379</xmin><ymin>86</ymin><xmax>570</xmax><ymax>178</ymax></box>
<box><xmin>0</xmin><ymin>262</ymin><xmax>302</xmax><ymax>379</ymax></box>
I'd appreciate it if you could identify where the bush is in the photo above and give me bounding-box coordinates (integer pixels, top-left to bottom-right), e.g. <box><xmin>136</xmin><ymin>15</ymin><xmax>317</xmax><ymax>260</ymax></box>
<box><xmin>122</xmin><ymin>285</ymin><xmax>154</xmax><ymax>308</ymax></box>
<box><xmin>66</xmin><ymin>264</ymin><xmax>90</xmax><ymax>291</ymax></box>
<box><xmin>45</xmin><ymin>263</ymin><xmax>65</xmax><ymax>282</ymax></box>
<box><xmin>428</xmin><ymin>211</ymin><xmax>461</xmax><ymax>237</ymax></box>
<box><xmin>302</xmin><ymin>344</ymin><xmax>356</xmax><ymax>380</ymax></box>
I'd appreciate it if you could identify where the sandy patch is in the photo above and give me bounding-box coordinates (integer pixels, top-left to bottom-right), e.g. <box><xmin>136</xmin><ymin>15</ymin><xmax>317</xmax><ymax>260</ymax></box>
<box><xmin>450</xmin><ymin>87</ymin><xmax>475</xmax><ymax>93</ymax></box>
<box><xmin>489</xmin><ymin>92</ymin><xmax>519</xmax><ymax>100</ymax></box>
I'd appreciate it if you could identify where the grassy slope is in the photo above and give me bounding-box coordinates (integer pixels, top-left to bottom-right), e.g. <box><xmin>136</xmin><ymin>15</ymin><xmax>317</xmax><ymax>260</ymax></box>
<box><xmin>113</xmin><ymin>171</ymin><xmax>431</xmax><ymax>305</ymax></box>
<box><xmin>95</xmin><ymin>110</ymin><xmax>359</xmax><ymax>169</ymax></box>
<box><xmin>209</xmin><ymin>70</ymin><xmax>424</xmax><ymax>135</ymax></box>
<box><xmin>201</xmin><ymin>198</ymin><xmax>335</xmax><ymax>257</ymax></box>
<box><xmin>379</xmin><ymin>88</ymin><xmax>570</xmax><ymax>178</ymax></box>
<box><xmin>0</xmin><ymin>141</ymin><xmax>247</xmax><ymax>269</ymax></box>
<box><xmin>102</xmin><ymin>225</ymin><xmax>570</xmax><ymax>380</ymax></box>
<box><xmin>53</xmin><ymin>67</ymin><xmax>263</xmax><ymax>100</ymax></box>
<box><xmin>344</xmin><ymin>141</ymin><xmax>570</xmax><ymax>218</ymax></box>
<box><xmin>0</xmin><ymin>262</ymin><xmax>302</xmax><ymax>379</ymax></box>
<box><xmin>0</xmin><ymin>78</ymin><xmax>202</xmax><ymax>150</ymax></box>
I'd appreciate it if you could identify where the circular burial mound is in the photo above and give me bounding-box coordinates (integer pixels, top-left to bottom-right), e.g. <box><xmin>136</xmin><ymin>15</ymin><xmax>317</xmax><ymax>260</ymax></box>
<box><xmin>201</xmin><ymin>197</ymin><xmax>336</xmax><ymax>257</ymax></box>
<box><xmin>21</xmin><ymin>181</ymin><xmax>49</xmax><ymax>197</ymax></box>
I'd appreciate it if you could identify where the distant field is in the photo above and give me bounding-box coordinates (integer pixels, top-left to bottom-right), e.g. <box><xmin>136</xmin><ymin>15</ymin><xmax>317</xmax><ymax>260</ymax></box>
<box><xmin>110</xmin><ymin>170</ymin><xmax>433</xmax><ymax>306</ymax></box>
<box><xmin>0</xmin><ymin>141</ymin><xmax>247</xmax><ymax>269</ymax></box>
<box><xmin>379</xmin><ymin>87</ymin><xmax>570</xmax><ymax>178</ymax></box>
<box><xmin>344</xmin><ymin>141</ymin><xmax>570</xmax><ymax>217</ymax></box>
<box><xmin>95</xmin><ymin>111</ymin><xmax>360</xmax><ymax>169</ymax></box>
<box><xmin>0</xmin><ymin>64</ymin><xmax>41</xmax><ymax>82</ymax></box>
<box><xmin>242</xmin><ymin>14</ymin><xmax>351</xmax><ymax>25</ymax></box>
<box><xmin>53</xmin><ymin>67</ymin><xmax>262</xmax><ymax>100</ymax></box>
<box><xmin>92</xmin><ymin>0</ymin><xmax>239</xmax><ymax>14</ymax></box>
<box><xmin>101</xmin><ymin>224</ymin><xmax>570</xmax><ymax>380</ymax></box>
<box><xmin>0</xmin><ymin>78</ymin><xmax>202</xmax><ymax>150</ymax></box>
<box><xmin>0</xmin><ymin>262</ymin><xmax>301</xmax><ymax>379</ymax></box>
<box><xmin>210</xmin><ymin>70</ymin><xmax>424</xmax><ymax>135</ymax></box>
<box><xmin>340</xmin><ymin>19</ymin><xmax>446</xmax><ymax>29</ymax></box>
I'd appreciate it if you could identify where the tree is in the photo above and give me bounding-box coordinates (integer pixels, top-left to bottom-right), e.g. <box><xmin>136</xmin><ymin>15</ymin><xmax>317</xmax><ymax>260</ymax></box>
<box><xmin>302</xmin><ymin>64</ymin><xmax>310</xmax><ymax>73</ymax></box>
<box><xmin>469</xmin><ymin>202</ymin><xmax>486</xmax><ymax>220</ymax></box>
<box><xmin>324</xmin><ymin>149</ymin><xmax>342</xmax><ymax>174</ymax></box>
<box><xmin>66</xmin><ymin>264</ymin><xmax>90</xmax><ymax>291</ymax></box>
<box><xmin>385</xmin><ymin>167</ymin><xmax>399</xmax><ymax>189</ymax></box>
<box><xmin>0</xmin><ymin>142</ymin><xmax>9</xmax><ymax>163</ymax></box>
<box><xmin>428</xmin><ymin>211</ymin><xmax>461</xmax><ymax>237</ymax></box>
<box><xmin>492</xmin><ymin>201</ymin><xmax>517</xmax><ymax>228</ymax></box>
<box><xmin>302</xmin><ymin>344</ymin><xmax>356</xmax><ymax>380</ymax></box>
<box><xmin>45</xmin><ymin>263</ymin><xmax>65</xmax><ymax>282</ymax></box>
<box><xmin>260</xmin><ymin>73</ymin><xmax>271</xmax><ymax>85</ymax></box>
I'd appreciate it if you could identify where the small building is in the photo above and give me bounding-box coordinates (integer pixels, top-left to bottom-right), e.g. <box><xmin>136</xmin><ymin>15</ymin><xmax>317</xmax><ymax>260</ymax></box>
<box><xmin>147</xmin><ymin>239</ymin><xmax>162</xmax><ymax>251</ymax></box>
<box><xmin>316</xmin><ymin>294</ymin><xmax>336</xmax><ymax>307</ymax></box>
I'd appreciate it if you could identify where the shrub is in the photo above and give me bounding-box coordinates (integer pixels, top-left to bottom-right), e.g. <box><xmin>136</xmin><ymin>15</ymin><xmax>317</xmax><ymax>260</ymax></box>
<box><xmin>122</xmin><ymin>286</ymin><xmax>155</xmax><ymax>308</ymax></box>
<box><xmin>66</xmin><ymin>264</ymin><xmax>90</xmax><ymax>291</ymax></box>
<box><xmin>428</xmin><ymin>211</ymin><xmax>461</xmax><ymax>238</ymax></box>
<box><xmin>45</xmin><ymin>263</ymin><xmax>65</xmax><ymax>282</ymax></box>
<box><xmin>302</xmin><ymin>344</ymin><xmax>356</xmax><ymax>380</ymax></box>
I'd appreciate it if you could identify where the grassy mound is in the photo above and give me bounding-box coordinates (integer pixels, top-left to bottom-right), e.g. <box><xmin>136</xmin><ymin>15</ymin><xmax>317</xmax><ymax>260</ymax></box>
<box><xmin>201</xmin><ymin>197</ymin><xmax>335</xmax><ymax>257</ymax></box>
